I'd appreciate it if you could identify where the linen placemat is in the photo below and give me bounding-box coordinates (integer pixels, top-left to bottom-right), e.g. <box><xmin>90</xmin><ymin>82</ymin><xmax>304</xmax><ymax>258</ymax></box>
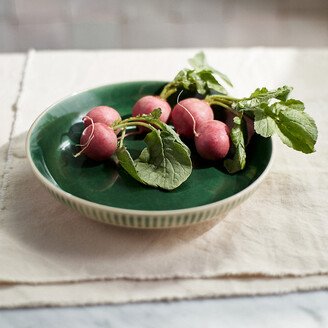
<box><xmin>0</xmin><ymin>54</ymin><xmax>26</xmax><ymax>185</ymax></box>
<box><xmin>1</xmin><ymin>49</ymin><xmax>327</xmax><ymax>307</ymax></box>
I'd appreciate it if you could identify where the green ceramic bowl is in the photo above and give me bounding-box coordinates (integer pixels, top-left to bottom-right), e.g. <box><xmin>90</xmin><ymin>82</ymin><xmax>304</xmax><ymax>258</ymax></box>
<box><xmin>26</xmin><ymin>81</ymin><xmax>273</xmax><ymax>229</ymax></box>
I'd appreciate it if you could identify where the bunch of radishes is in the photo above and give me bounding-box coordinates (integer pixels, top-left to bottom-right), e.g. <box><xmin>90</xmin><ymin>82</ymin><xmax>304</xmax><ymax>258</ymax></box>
<box><xmin>75</xmin><ymin>103</ymin><xmax>194</xmax><ymax>191</ymax></box>
<box><xmin>133</xmin><ymin>95</ymin><xmax>232</xmax><ymax>161</ymax></box>
<box><xmin>74</xmin><ymin>51</ymin><xmax>318</xmax><ymax>190</ymax></box>
<box><xmin>77</xmin><ymin>96</ymin><xmax>234</xmax><ymax>165</ymax></box>
<box><xmin>74</xmin><ymin>52</ymin><xmax>254</xmax><ymax>189</ymax></box>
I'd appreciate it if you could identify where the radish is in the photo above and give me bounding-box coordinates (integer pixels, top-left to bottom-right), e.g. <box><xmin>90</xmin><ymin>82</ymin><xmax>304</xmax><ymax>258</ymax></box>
<box><xmin>83</xmin><ymin>106</ymin><xmax>121</xmax><ymax>128</ymax></box>
<box><xmin>171</xmin><ymin>98</ymin><xmax>214</xmax><ymax>138</ymax></box>
<box><xmin>195</xmin><ymin>120</ymin><xmax>230</xmax><ymax>160</ymax></box>
<box><xmin>132</xmin><ymin>96</ymin><xmax>171</xmax><ymax>123</ymax></box>
<box><xmin>79</xmin><ymin>122</ymin><xmax>117</xmax><ymax>161</ymax></box>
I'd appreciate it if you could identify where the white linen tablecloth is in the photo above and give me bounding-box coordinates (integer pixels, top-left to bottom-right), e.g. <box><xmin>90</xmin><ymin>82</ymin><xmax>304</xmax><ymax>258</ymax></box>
<box><xmin>0</xmin><ymin>48</ymin><xmax>328</xmax><ymax>308</ymax></box>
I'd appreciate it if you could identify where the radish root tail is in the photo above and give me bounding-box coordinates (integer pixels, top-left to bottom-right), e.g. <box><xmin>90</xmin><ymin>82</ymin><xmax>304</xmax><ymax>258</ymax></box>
<box><xmin>73</xmin><ymin>116</ymin><xmax>95</xmax><ymax>157</ymax></box>
<box><xmin>176</xmin><ymin>90</ymin><xmax>199</xmax><ymax>137</ymax></box>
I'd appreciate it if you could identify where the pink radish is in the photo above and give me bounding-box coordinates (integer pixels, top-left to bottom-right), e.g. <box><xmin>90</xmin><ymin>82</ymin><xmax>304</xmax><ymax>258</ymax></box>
<box><xmin>83</xmin><ymin>106</ymin><xmax>121</xmax><ymax>128</ymax></box>
<box><xmin>79</xmin><ymin>123</ymin><xmax>117</xmax><ymax>161</ymax></box>
<box><xmin>195</xmin><ymin>120</ymin><xmax>230</xmax><ymax>160</ymax></box>
<box><xmin>171</xmin><ymin>98</ymin><xmax>214</xmax><ymax>138</ymax></box>
<box><xmin>132</xmin><ymin>96</ymin><xmax>171</xmax><ymax>123</ymax></box>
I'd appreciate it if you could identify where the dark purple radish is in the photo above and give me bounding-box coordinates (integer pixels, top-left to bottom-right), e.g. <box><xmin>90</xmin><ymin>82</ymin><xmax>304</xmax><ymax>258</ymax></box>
<box><xmin>132</xmin><ymin>96</ymin><xmax>171</xmax><ymax>123</ymax></box>
<box><xmin>83</xmin><ymin>106</ymin><xmax>121</xmax><ymax>128</ymax></box>
<box><xmin>79</xmin><ymin>123</ymin><xmax>117</xmax><ymax>161</ymax></box>
<box><xmin>171</xmin><ymin>98</ymin><xmax>214</xmax><ymax>138</ymax></box>
<box><xmin>195</xmin><ymin>120</ymin><xmax>230</xmax><ymax>161</ymax></box>
<box><xmin>225</xmin><ymin>111</ymin><xmax>254</xmax><ymax>145</ymax></box>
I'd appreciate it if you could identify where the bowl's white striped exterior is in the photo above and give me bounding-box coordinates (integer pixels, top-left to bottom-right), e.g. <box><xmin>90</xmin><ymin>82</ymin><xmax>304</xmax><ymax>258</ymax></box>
<box><xmin>31</xmin><ymin>159</ymin><xmax>272</xmax><ymax>228</ymax></box>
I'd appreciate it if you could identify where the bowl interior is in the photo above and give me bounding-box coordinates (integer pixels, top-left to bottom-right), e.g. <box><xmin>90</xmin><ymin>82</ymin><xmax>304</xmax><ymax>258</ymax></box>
<box><xmin>28</xmin><ymin>81</ymin><xmax>272</xmax><ymax>211</ymax></box>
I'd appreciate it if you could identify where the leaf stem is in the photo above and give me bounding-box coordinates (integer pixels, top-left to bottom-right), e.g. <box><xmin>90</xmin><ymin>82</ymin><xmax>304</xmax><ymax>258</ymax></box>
<box><xmin>118</xmin><ymin>128</ymin><xmax>126</xmax><ymax>149</ymax></box>
<box><xmin>114</xmin><ymin>121</ymin><xmax>157</xmax><ymax>132</ymax></box>
<box><xmin>209</xmin><ymin>100</ymin><xmax>231</xmax><ymax>110</ymax></box>
<box><xmin>208</xmin><ymin>94</ymin><xmax>239</xmax><ymax>101</ymax></box>
<box><xmin>205</xmin><ymin>99</ymin><xmax>240</xmax><ymax>118</ymax></box>
<box><xmin>118</xmin><ymin>116</ymin><xmax>155</xmax><ymax>125</ymax></box>
<box><xmin>159</xmin><ymin>83</ymin><xmax>177</xmax><ymax>99</ymax></box>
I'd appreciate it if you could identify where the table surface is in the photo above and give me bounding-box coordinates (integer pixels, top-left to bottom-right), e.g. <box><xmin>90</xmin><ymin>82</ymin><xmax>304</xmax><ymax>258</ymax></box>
<box><xmin>1</xmin><ymin>49</ymin><xmax>327</xmax><ymax>327</ymax></box>
<box><xmin>1</xmin><ymin>291</ymin><xmax>328</xmax><ymax>328</ymax></box>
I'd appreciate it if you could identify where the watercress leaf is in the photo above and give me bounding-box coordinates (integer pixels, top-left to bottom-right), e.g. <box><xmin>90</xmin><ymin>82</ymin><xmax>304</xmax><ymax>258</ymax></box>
<box><xmin>210</xmin><ymin>68</ymin><xmax>233</xmax><ymax>88</ymax></box>
<box><xmin>250</xmin><ymin>86</ymin><xmax>292</xmax><ymax>102</ymax></box>
<box><xmin>198</xmin><ymin>70</ymin><xmax>228</xmax><ymax>94</ymax></box>
<box><xmin>176</xmin><ymin>69</ymin><xmax>192</xmax><ymax>90</ymax></box>
<box><xmin>161</xmin><ymin>52</ymin><xmax>231</xmax><ymax>98</ymax></box>
<box><xmin>250</xmin><ymin>87</ymin><xmax>269</xmax><ymax>98</ymax></box>
<box><xmin>253</xmin><ymin>104</ymin><xmax>277</xmax><ymax>137</ymax></box>
<box><xmin>116</xmin><ymin>122</ymin><xmax>192</xmax><ymax>190</ymax></box>
<box><xmin>159</xmin><ymin>122</ymin><xmax>191</xmax><ymax>155</ymax></box>
<box><xmin>189</xmin><ymin>70</ymin><xmax>207</xmax><ymax>94</ymax></box>
<box><xmin>248</xmin><ymin>97</ymin><xmax>317</xmax><ymax>153</ymax></box>
<box><xmin>274</xmin><ymin>99</ymin><xmax>305</xmax><ymax>112</ymax></box>
<box><xmin>116</xmin><ymin>146</ymin><xmax>144</xmax><ymax>184</ymax></box>
<box><xmin>285</xmin><ymin>99</ymin><xmax>305</xmax><ymax>111</ymax></box>
<box><xmin>135</xmin><ymin>130</ymin><xmax>192</xmax><ymax>190</ymax></box>
<box><xmin>233</xmin><ymin>98</ymin><xmax>262</xmax><ymax>111</ymax></box>
<box><xmin>234</xmin><ymin>86</ymin><xmax>294</xmax><ymax>112</ymax></box>
<box><xmin>274</xmin><ymin>86</ymin><xmax>293</xmax><ymax>101</ymax></box>
<box><xmin>188</xmin><ymin>51</ymin><xmax>206</xmax><ymax>69</ymax></box>
<box><xmin>274</xmin><ymin>108</ymin><xmax>318</xmax><ymax>153</ymax></box>
<box><xmin>188</xmin><ymin>51</ymin><xmax>233</xmax><ymax>87</ymax></box>
<box><xmin>224</xmin><ymin>116</ymin><xmax>247</xmax><ymax>174</ymax></box>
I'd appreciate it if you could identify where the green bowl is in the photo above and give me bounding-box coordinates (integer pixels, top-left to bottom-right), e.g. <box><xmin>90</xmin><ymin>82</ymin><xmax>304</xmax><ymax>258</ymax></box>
<box><xmin>26</xmin><ymin>81</ymin><xmax>273</xmax><ymax>229</ymax></box>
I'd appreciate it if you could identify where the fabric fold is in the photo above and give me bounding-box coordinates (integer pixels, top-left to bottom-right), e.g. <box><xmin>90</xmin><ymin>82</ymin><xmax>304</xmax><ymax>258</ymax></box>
<box><xmin>1</xmin><ymin>275</ymin><xmax>328</xmax><ymax>308</ymax></box>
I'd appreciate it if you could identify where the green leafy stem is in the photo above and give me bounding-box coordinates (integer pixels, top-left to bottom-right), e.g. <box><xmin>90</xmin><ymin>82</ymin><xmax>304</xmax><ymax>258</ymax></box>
<box><xmin>128</xmin><ymin>52</ymin><xmax>317</xmax><ymax>176</ymax></box>
<box><xmin>205</xmin><ymin>85</ymin><xmax>318</xmax><ymax>173</ymax></box>
<box><xmin>159</xmin><ymin>51</ymin><xmax>233</xmax><ymax>100</ymax></box>
<box><xmin>157</xmin><ymin>52</ymin><xmax>317</xmax><ymax>173</ymax></box>
<box><xmin>112</xmin><ymin>109</ymin><xmax>192</xmax><ymax>190</ymax></box>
